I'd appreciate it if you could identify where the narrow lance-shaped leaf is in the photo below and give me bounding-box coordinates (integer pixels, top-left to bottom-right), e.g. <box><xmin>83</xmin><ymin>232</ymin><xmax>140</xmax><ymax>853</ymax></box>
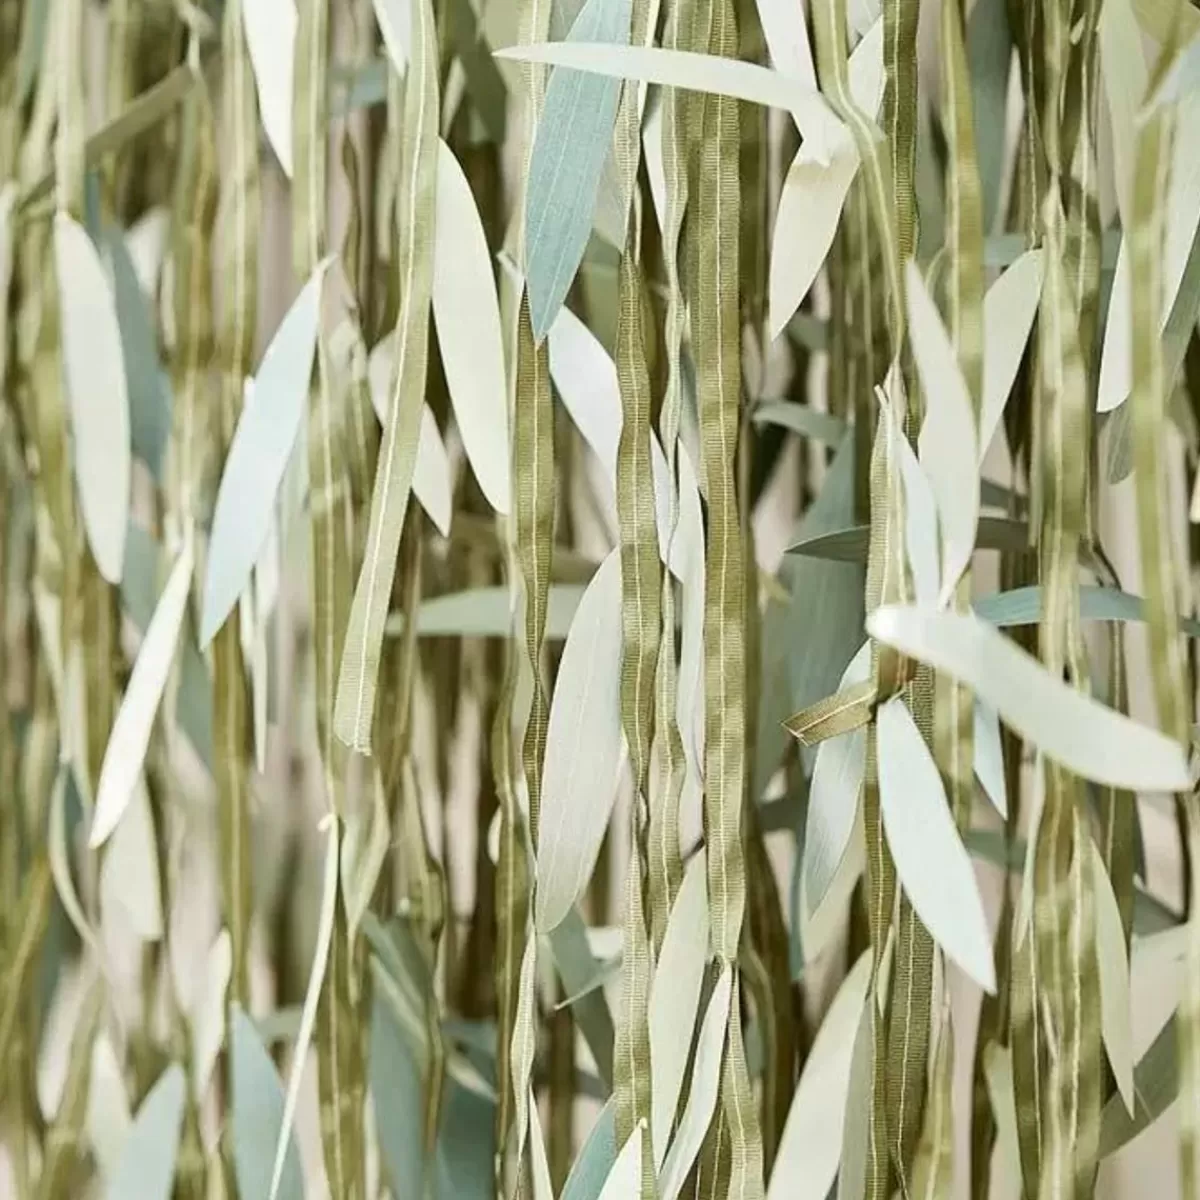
<box><xmin>1092</xmin><ymin>840</ymin><xmax>1135</xmax><ymax>1113</ymax></box>
<box><xmin>524</xmin><ymin>0</ymin><xmax>632</xmax><ymax>340</ymax></box>
<box><xmin>242</xmin><ymin>0</ymin><xmax>296</xmax><ymax>174</ymax></box>
<box><xmin>536</xmin><ymin>547</ymin><xmax>625</xmax><ymax>931</ymax></box>
<box><xmin>432</xmin><ymin>139</ymin><xmax>510</xmax><ymax>511</ymax></box>
<box><xmin>867</xmin><ymin>604</ymin><xmax>1192</xmax><ymax>791</ymax></box>
<box><xmin>90</xmin><ymin>539</ymin><xmax>194</xmax><ymax>848</ymax></box>
<box><xmin>55</xmin><ymin>211</ymin><xmax>132</xmax><ymax>585</ymax></box>
<box><xmin>877</xmin><ymin>696</ymin><xmax>995</xmax><ymax>992</ymax></box>
<box><xmin>905</xmin><ymin>259</ymin><xmax>979</xmax><ymax>603</ymax></box>
<box><xmin>201</xmin><ymin>257</ymin><xmax>332</xmax><ymax>646</ymax></box>
<box><xmin>767</xmin><ymin>951</ymin><xmax>872</xmax><ymax>1200</ymax></box>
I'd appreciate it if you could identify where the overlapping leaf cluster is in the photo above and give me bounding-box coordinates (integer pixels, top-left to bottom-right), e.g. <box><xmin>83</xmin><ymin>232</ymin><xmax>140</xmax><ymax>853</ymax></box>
<box><xmin>3</xmin><ymin>0</ymin><xmax>1200</xmax><ymax>1196</ymax></box>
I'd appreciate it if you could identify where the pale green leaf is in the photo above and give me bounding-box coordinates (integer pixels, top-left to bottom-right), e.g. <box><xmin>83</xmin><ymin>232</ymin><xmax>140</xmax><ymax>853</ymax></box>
<box><xmin>754</xmin><ymin>0</ymin><xmax>817</xmax><ymax>82</ymax></box>
<box><xmin>91</xmin><ymin>539</ymin><xmax>193</xmax><ymax>848</ymax></box>
<box><xmin>787</xmin><ymin>513</ymin><xmax>1027</xmax><ymax>560</ymax></box>
<box><xmin>974</xmin><ymin>699</ymin><xmax>1007</xmax><ymax>818</ymax></box>
<box><xmin>373</xmin><ymin>0</ymin><xmax>412</xmax><ymax>72</ymax></box>
<box><xmin>1092</xmin><ymin>839</ymin><xmax>1135</xmax><ymax>1113</ymax></box>
<box><xmin>905</xmin><ymin>260</ymin><xmax>979</xmax><ymax>601</ymax></box>
<box><xmin>979</xmin><ymin>249</ymin><xmax>1044</xmax><ymax>460</ymax></box>
<box><xmin>105</xmin><ymin>1064</ymin><xmax>187</xmax><ymax>1200</ymax></box>
<box><xmin>562</xmin><ymin>1102</ymin><xmax>618</xmax><ymax>1200</ymax></box>
<box><xmin>658</xmin><ymin>968</ymin><xmax>732</xmax><ymax>1200</ymax></box>
<box><xmin>895</xmin><ymin>422</ymin><xmax>941</xmax><ymax>605</ymax></box>
<box><xmin>973</xmin><ymin>582</ymin><xmax>1200</xmax><ymax>637</ymax></box>
<box><xmin>432</xmin><ymin>140</ymin><xmax>510</xmax><ymax>511</ymax></box>
<box><xmin>231</xmin><ymin>1005</ymin><xmax>304</xmax><ymax>1200</ymax></box>
<box><xmin>269</xmin><ymin>817</ymin><xmax>339</xmax><ymax>1200</ymax></box>
<box><xmin>536</xmin><ymin>547</ymin><xmax>625</xmax><ymax>932</ymax></box>
<box><xmin>767</xmin><ymin>951</ymin><xmax>871</xmax><ymax>1200</ymax></box>
<box><xmin>201</xmin><ymin>258</ymin><xmax>331</xmax><ymax>645</ymax></box>
<box><xmin>385</xmin><ymin>583</ymin><xmax>587</xmax><ymax>639</ymax></box>
<box><xmin>982</xmin><ymin>1045</ymin><xmax>1022</xmax><ymax>1200</ymax></box>
<box><xmin>529</xmin><ymin>1089</ymin><xmax>556</xmax><ymax>1200</ymax></box>
<box><xmin>367</xmin><ymin>335</ymin><xmax>453</xmax><ymax>536</ymax></box>
<box><xmin>649</xmin><ymin>850</ymin><xmax>710</xmax><ymax>1167</ymax></box>
<box><xmin>192</xmin><ymin>930</ymin><xmax>232</xmax><ymax>1102</ymax></box>
<box><xmin>1098</xmin><ymin>0</ymin><xmax>1146</xmax><ymax>227</ymax></box>
<box><xmin>750</xmin><ymin>400</ymin><xmax>847</xmax><ymax>445</ymax></box>
<box><xmin>243</xmin><ymin>0</ymin><xmax>296</xmax><ymax>174</ymax></box>
<box><xmin>524</xmin><ymin>0</ymin><xmax>631</xmax><ymax>340</ymax></box>
<box><xmin>836</xmin><ymin>998</ymin><xmax>874</xmax><ymax>1200</ymax></box>
<box><xmin>804</xmin><ymin>642</ymin><xmax>870</xmax><ymax>917</ymax></box>
<box><xmin>878</xmin><ymin>696</ymin><xmax>995</xmax><ymax>991</ymax></box>
<box><xmin>867</xmin><ymin>605</ymin><xmax>1192</xmax><ymax>791</ymax></box>
<box><xmin>55</xmin><ymin>212</ymin><xmax>131</xmax><ymax>585</ymax></box>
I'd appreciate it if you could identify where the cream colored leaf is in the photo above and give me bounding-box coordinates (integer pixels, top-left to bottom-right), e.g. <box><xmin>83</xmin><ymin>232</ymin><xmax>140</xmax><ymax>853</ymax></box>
<box><xmin>895</xmin><ymin>427</ymin><xmax>941</xmax><ymax>606</ymax></box>
<box><xmin>1092</xmin><ymin>839</ymin><xmax>1134</xmax><ymax>1112</ymax></box>
<box><xmin>603</xmin><ymin>1122</ymin><xmax>647</xmax><ymax>1199</ymax></box>
<box><xmin>373</xmin><ymin>0</ymin><xmax>412</xmax><ymax>73</ymax></box>
<box><xmin>1098</xmin><ymin>0</ymin><xmax>1146</xmax><ymax>228</ymax></box>
<box><xmin>801</xmin><ymin>802</ymin><xmax>865</xmax><ymax>962</ymax></box>
<box><xmin>432</xmin><ymin>140</ymin><xmax>510</xmax><ymax>513</ymax></box>
<box><xmin>768</xmin><ymin>951</ymin><xmax>871</xmax><ymax>1200</ymax></box>
<box><xmin>847</xmin><ymin>16</ymin><xmax>884</xmax><ymax>118</ymax></box>
<box><xmin>269</xmin><ymin>818</ymin><xmax>339</xmax><ymax>1200</ymax></box>
<box><xmin>867</xmin><ymin>605</ymin><xmax>1192</xmax><ymax>791</ymax></box>
<box><xmin>87</xmin><ymin>1033</ymin><xmax>132</xmax><ymax>1179</ymax></box>
<box><xmin>755</xmin><ymin>0</ymin><xmax>817</xmax><ymax>84</ymax></box>
<box><xmin>982</xmin><ymin>1045</ymin><xmax>1022</xmax><ymax>1200</ymax></box>
<box><xmin>649</xmin><ymin>851</ymin><xmax>710</xmax><ymax>1167</ymax></box>
<box><xmin>768</xmin><ymin>131</ymin><xmax>859</xmax><ymax>337</ymax></box>
<box><xmin>367</xmin><ymin>336</ymin><xmax>453</xmax><ymax>536</ymax></box>
<box><xmin>191</xmin><ymin>930</ymin><xmax>233</xmax><ymax>1102</ymax></box>
<box><xmin>494</xmin><ymin>43</ymin><xmax>838</xmax><ymax>160</ymax></box>
<box><xmin>91</xmin><ymin>540</ymin><xmax>194</xmax><ymax>849</ymax></box>
<box><xmin>804</xmin><ymin>641</ymin><xmax>870</xmax><ymax>917</ymax></box>
<box><xmin>529</xmin><ymin>1088</ymin><xmax>556</xmax><ymax>1200</ymax></box>
<box><xmin>658</xmin><ymin>968</ymin><xmax>733</xmax><ymax>1200</ymax></box>
<box><xmin>878</xmin><ymin>696</ymin><xmax>995</xmax><ymax>992</ymax></box>
<box><xmin>979</xmin><ymin>250</ymin><xmax>1044</xmax><ymax>460</ymax></box>
<box><xmin>242</xmin><ymin>0</ymin><xmax>296</xmax><ymax>175</ymax></box>
<box><xmin>905</xmin><ymin>261</ymin><xmax>979</xmax><ymax>603</ymax></box>
<box><xmin>99</xmin><ymin>779</ymin><xmax>163</xmax><ymax>941</ymax></box>
<box><xmin>55</xmin><ymin>212</ymin><xmax>131</xmax><ymax>584</ymax></box>
<box><xmin>536</xmin><ymin>548</ymin><xmax>625</xmax><ymax>932</ymax></box>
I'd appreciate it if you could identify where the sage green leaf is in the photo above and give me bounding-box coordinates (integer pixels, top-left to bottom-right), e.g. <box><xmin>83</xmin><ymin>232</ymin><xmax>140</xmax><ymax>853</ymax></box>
<box><xmin>877</xmin><ymin>696</ymin><xmax>995</xmax><ymax>992</ymax></box>
<box><xmin>366</xmin><ymin>335</ymin><xmax>453</xmax><ymax>535</ymax></box>
<box><xmin>90</xmin><ymin>539</ymin><xmax>194</xmax><ymax>848</ymax></box>
<box><xmin>658</xmin><ymin>967</ymin><xmax>732</xmax><ymax>1200</ymax></box>
<box><xmin>1099</xmin><ymin>1010</ymin><xmax>1177</xmax><ymax>1156</ymax></box>
<box><xmin>201</xmin><ymin>257</ymin><xmax>331</xmax><ymax>646</ymax></box>
<box><xmin>98</xmin><ymin>779</ymin><xmax>163</xmax><ymax>941</ymax></box>
<box><xmin>547</xmin><ymin>908</ymin><xmax>617</xmax><ymax>1085</ymax></box>
<box><xmin>106</xmin><ymin>223</ymin><xmax>171</xmax><ymax>479</ymax></box>
<box><xmin>385</xmin><ymin>584</ymin><xmax>587</xmax><ymax>639</ymax></box>
<box><xmin>750</xmin><ymin>400</ymin><xmax>847</xmax><ymax>445</ymax></box>
<box><xmin>966</xmin><ymin>0</ymin><xmax>1011</xmax><ymax>230</ymax></box>
<box><xmin>768</xmin><ymin>129</ymin><xmax>859</xmax><ymax>337</ymax></box>
<box><xmin>432</xmin><ymin>140</ymin><xmax>510</xmax><ymax>511</ymax></box>
<box><xmin>495</xmin><ymin>43</ymin><xmax>838</xmax><ymax>154</ymax></box>
<box><xmin>536</xmin><ymin>547</ymin><xmax>625</xmax><ymax>931</ymax></box>
<box><xmin>836</xmin><ymin>997</ymin><xmax>873</xmax><ymax>1200</ymax></box>
<box><xmin>803</xmin><ymin>642</ymin><xmax>870</xmax><ymax>917</ymax></box>
<box><xmin>649</xmin><ymin>850</ymin><xmax>710</xmax><ymax>1166</ymax></box>
<box><xmin>242</xmin><ymin>0</ymin><xmax>296</xmax><ymax>175</ymax></box>
<box><xmin>767</xmin><ymin>951</ymin><xmax>871</xmax><ymax>1199</ymax></box>
<box><xmin>973</xmin><ymin>582</ymin><xmax>1200</xmax><ymax>638</ymax></box>
<box><xmin>978</xmin><ymin>249</ymin><xmax>1044</xmax><ymax>460</ymax></box>
<box><xmin>525</xmin><ymin>0</ymin><xmax>631</xmax><ymax>340</ymax></box>
<box><xmin>1099</xmin><ymin>93</ymin><xmax>1200</xmax><ymax>413</ymax></box>
<box><xmin>905</xmin><ymin>260</ymin><xmax>979</xmax><ymax>601</ymax></box>
<box><xmin>231</xmin><ymin>1005</ymin><xmax>304</xmax><ymax>1200</ymax></box>
<box><xmin>1098</xmin><ymin>0</ymin><xmax>1146</xmax><ymax>227</ymax></box>
<box><xmin>104</xmin><ymin>1064</ymin><xmax>187</xmax><ymax>1200</ymax></box>
<box><xmin>867</xmin><ymin>605</ymin><xmax>1192</xmax><ymax>791</ymax></box>
<box><xmin>269</xmin><ymin>818</ymin><xmax>339</xmax><ymax>1200</ymax></box>
<box><xmin>602</xmin><ymin>1121</ymin><xmax>646</xmax><ymax>1198</ymax></box>
<box><xmin>787</xmin><ymin>513</ymin><xmax>1027</xmax><ymax>560</ymax></box>
<box><xmin>562</xmin><ymin>1102</ymin><xmax>618</xmax><ymax>1200</ymax></box>
<box><xmin>1092</xmin><ymin>839</ymin><xmax>1135</xmax><ymax>1114</ymax></box>
<box><xmin>369</xmin><ymin>986</ymin><xmax>428</xmax><ymax>1197</ymax></box>
<box><xmin>55</xmin><ymin>212</ymin><xmax>131</xmax><ymax>585</ymax></box>
<box><xmin>974</xmin><ymin>699</ymin><xmax>1007</xmax><ymax>818</ymax></box>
